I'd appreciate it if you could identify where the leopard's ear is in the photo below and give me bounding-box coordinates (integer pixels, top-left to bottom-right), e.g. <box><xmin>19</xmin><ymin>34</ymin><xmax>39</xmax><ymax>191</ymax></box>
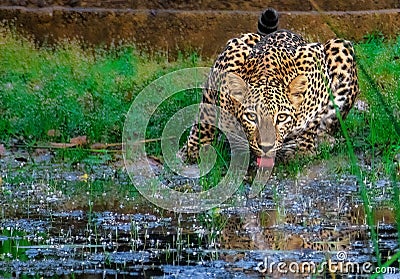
<box><xmin>226</xmin><ymin>72</ymin><xmax>247</xmax><ymax>104</ymax></box>
<box><xmin>288</xmin><ymin>75</ymin><xmax>307</xmax><ymax>108</ymax></box>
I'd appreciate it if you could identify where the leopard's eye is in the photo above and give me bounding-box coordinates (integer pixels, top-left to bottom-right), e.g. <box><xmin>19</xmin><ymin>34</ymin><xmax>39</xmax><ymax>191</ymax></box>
<box><xmin>276</xmin><ymin>113</ymin><xmax>289</xmax><ymax>123</ymax></box>
<box><xmin>245</xmin><ymin>112</ymin><xmax>257</xmax><ymax>122</ymax></box>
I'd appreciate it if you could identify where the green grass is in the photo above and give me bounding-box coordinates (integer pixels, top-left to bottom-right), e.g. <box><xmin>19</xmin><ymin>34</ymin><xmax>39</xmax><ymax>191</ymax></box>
<box><xmin>0</xmin><ymin>25</ymin><xmax>230</xmax><ymax>193</ymax></box>
<box><xmin>352</xmin><ymin>35</ymin><xmax>400</xmax><ymax>175</ymax></box>
<box><xmin>0</xmin><ymin>25</ymin><xmax>208</xmax><ymax>145</ymax></box>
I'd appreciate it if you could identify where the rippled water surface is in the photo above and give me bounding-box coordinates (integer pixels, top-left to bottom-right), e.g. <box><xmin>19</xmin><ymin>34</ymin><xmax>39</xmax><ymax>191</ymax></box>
<box><xmin>0</xmin><ymin>148</ymin><xmax>399</xmax><ymax>278</ymax></box>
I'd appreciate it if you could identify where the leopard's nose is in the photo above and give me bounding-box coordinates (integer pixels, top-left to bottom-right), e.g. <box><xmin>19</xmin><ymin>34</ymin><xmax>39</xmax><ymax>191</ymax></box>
<box><xmin>260</xmin><ymin>143</ymin><xmax>274</xmax><ymax>153</ymax></box>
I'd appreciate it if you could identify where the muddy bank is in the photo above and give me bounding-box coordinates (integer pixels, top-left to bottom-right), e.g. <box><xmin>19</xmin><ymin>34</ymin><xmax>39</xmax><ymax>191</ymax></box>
<box><xmin>1</xmin><ymin>7</ymin><xmax>400</xmax><ymax>57</ymax></box>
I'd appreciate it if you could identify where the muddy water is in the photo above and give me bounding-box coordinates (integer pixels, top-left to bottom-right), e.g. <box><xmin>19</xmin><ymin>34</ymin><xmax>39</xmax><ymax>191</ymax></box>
<box><xmin>0</xmin><ymin>148</ymin><xmax>399</xmax><ymax>278</ymax></box>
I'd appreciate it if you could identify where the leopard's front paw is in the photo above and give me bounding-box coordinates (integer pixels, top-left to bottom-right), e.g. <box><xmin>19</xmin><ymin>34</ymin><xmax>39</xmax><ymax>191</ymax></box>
<box><xmin>178</xmin><ymin>144</ymin><xmax>199</xmax><ymax>164</ymax></box>
<box><xmin>177</xmin><ymin>146</ymin><xmax>188</xmax><ymax>162</ymax></box>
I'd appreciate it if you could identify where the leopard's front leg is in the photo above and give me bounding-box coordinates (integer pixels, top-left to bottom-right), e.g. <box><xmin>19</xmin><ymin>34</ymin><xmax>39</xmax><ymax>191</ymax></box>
<box><xmin>180</xmin><ymin>102</ymin><xmax>219</xmax><ymax>162</ymax></box>
<box><xmin>277</xmin><ymin>127</ymin><xmax>318</xmax><ymax>162</ymax></box>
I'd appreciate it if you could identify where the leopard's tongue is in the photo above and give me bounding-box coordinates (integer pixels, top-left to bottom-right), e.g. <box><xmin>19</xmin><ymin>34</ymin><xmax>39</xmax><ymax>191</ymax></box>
<box><xmin>256</xmin><ymin>156</ymin><xmax>275</xmax><ymax>168</ymax></box>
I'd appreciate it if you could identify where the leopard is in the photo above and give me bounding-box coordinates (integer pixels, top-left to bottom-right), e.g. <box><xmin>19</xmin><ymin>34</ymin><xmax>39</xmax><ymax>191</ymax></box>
<box><xmin>181</xmin><ymin>16</ymin><xmax>359</xmax><ymax>169</ymax></box>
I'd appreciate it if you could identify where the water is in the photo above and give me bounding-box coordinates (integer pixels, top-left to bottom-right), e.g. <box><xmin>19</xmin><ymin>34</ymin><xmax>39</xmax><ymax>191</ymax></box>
<box><xmin>0</xmin><ymin>148</ymin><xmax>399</xmax><ymax>278</ymax></box>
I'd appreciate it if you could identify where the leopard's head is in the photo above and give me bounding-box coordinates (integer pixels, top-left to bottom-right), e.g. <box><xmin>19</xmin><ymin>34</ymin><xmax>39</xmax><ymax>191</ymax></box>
<box><xmin>225</xmin><ymin>72</ymin><xmax>308</xmax><ymax>168</ymax></box>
